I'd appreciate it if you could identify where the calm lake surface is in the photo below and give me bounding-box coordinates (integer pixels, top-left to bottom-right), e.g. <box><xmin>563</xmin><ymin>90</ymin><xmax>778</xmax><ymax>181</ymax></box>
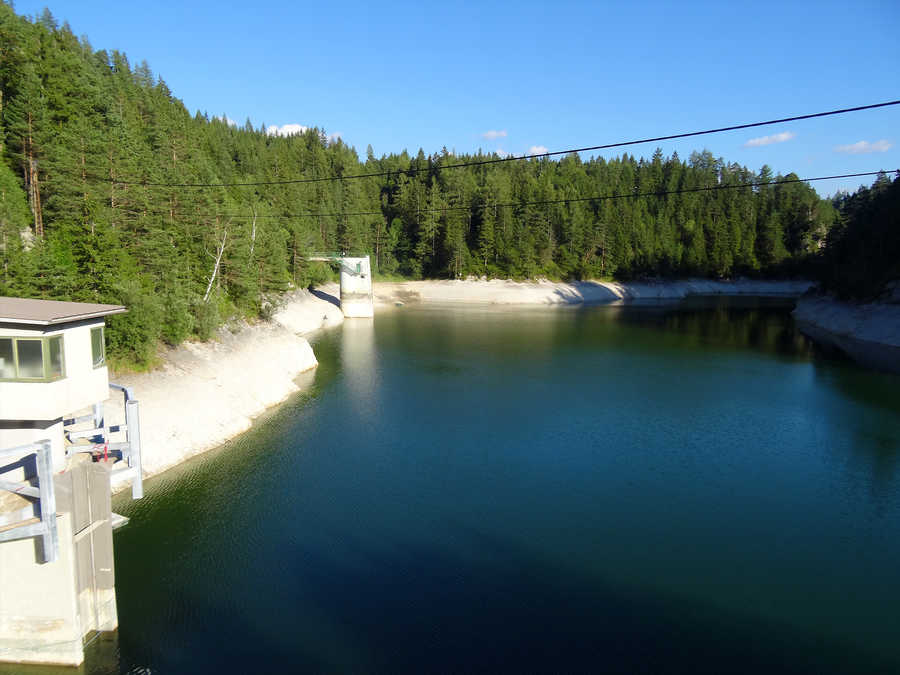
<box><xmin>39</xmin><ymin>299</ymin><xmax>900</xmax><ymax>673</ymax></box>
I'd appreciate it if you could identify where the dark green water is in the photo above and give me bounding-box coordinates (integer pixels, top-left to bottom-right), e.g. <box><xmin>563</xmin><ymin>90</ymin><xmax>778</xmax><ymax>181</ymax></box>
<box><xmin>38</xmin><ymin>300</ymin><xmax>900</xmax><ymax>673</ymax></box>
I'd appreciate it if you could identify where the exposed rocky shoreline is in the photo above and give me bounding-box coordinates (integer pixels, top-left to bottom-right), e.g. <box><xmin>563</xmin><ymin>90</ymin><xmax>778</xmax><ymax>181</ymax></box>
<box><xmin>793</xmin><ymin>293</ymin><xmax>900</xmax><ymax>374</ymax></box>
<box><xmin>104</xmin><ymin>286</ymin><xmax>344</xmax><ymax>483</ymax></box>
<box><xmin>374</xmin><ymin>278</ymin><xmax>815</xmax><ymax>306</ymax></box>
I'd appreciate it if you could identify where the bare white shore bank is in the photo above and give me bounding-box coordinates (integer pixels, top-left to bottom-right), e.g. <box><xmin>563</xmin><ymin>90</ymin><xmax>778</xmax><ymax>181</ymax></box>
<box><xmin>102</xmin><ymin>287</ymin><xmax>344</xmax><ymax>482</ymax></box>
<box><xmin>793</xmin><ymin>295</ymin><xmax>900</xmax><ymax>374</ymax></box>
<box><xmin>374</xmin><ymin>278</ymin><xmax>814</xmax><ymax>306</ymax></box>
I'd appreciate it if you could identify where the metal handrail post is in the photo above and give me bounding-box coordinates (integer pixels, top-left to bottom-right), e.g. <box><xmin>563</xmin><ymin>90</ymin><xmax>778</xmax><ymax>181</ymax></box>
<box><xmin>124</xmin><ymin>399</ymin><xmax>143</xmax><ymax>499</ymax></box>
<box><xmin>35</xmin><ymin>440</ymin><xmax>58</xmax><ymax>563</ymax></box>
<box><xmin>110</xmin><ymin>382</ymin><xmax>143</xmax><ymax>499</ymax></box>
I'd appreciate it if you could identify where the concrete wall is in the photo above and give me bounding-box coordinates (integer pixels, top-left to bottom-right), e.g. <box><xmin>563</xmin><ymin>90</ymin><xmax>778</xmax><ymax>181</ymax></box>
<box><xmin>0</xmin><ymin>456</ymin><xmax>116</xmax><ymax>667</ymax></box>
<box><xmin>339</xmin><ymin>256</ymin><xmax>374</xmax><ymax>318</ymax></box>
<box><xmin>0</xmin><ymin>511</ymin><xmax>83</xmax><ymax>665</ymax></box>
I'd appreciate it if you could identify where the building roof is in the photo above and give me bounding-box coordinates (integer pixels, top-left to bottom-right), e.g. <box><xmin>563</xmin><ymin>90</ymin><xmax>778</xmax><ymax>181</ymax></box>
<box><xmin>0</xmin><ymin>297</ymin><xmax>127</xmax><ymax>326</ymax></box>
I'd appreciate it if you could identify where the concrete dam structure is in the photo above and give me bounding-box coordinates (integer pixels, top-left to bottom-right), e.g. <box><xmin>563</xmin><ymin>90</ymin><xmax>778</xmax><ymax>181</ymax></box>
<box><xmin>0</xmin><ymin>297</ymin><xmax>144</xmax><ymax>667</ymax></box>
<box><xmin>309</xmin><ymin>254</ymin><xmax>374</xmax><ymax>318</ymax></box>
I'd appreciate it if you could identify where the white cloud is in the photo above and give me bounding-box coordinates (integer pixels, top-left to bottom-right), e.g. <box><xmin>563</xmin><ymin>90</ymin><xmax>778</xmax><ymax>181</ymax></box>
<box><xmin>744</xmin><ymin>131</ymin><xmax>796</xmax><ymax>147</ymax></box>
<box><xmin>266</xmin><ymin>123</ymin><xmax>308</xmax><ymax>137</ymax></box>
<box><xmin>482</xmin><ymin>129</ymin><xmax>507</xmax><ymax>140</ymax></box>
<box><xmin>327</xmin><ymin>131</ymin><xmax>342</xmax><ymax>143</ymax></box>
<box><xmin>495</xmin><ymin>148</ymin><xmax>509</xmax><ymax>158</ymax></box>
<box><xmin>834</xmin><ymin>139</ymin><xmax>893</xmax><ymax>154</ymax></box>
<box><xmin>215</xmin><ymin>114</ymin><xmax>237</xmax><ymax>127</ymax></box>
<box><xmin>528</xmin><ymin>145</ymin><xmax>549</xmax><ymax>155</ymax></box>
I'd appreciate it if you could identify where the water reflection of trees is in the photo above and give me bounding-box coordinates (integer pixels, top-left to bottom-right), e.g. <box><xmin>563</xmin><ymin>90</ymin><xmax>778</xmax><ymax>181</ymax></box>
<box><xmin>616</xmin><ymin>298</ymin><xmax>816</xmax><ymax>360</ymax></box>
<box><xmin>814</xmin><ymin>366</ymin><xmax>900</xmax><ymax>504</ymax></box>
<box><xmin>389</xmin><ymin>298</ymin><xmax>863</xmax><ymax>366</ymax></box>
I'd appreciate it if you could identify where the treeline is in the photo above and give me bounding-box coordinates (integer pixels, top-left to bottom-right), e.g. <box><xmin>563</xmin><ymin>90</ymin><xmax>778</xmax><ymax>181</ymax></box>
<box><xmin>817</xmin><ymin>172</ymin><xmax>899</xmax><ymax>300</ymax></box>
<box><xmin>0</xmin><ymin>5</ymin><xmax>878</xmax><ymax>367</ymax></box>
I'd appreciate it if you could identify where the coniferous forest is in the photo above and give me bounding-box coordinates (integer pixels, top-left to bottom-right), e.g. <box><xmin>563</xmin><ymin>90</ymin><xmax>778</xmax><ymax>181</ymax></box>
<box><xmin>0</xmin><ymin>6</ymin><xmax>896</xmax><ymax>366</ymax></box>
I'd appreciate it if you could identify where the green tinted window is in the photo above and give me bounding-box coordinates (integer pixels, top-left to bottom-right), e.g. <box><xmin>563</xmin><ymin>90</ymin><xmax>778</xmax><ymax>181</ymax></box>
<box><xmin>91</xmin><ymin>327</ymin><xmax>105</xmax><ymax>368</ymax></box>
<box><xmin>0</xmin><ymin>338</ymin><xmax>14</xmax><ymax>379</ymax></box>
<box><xmin>0</xmin><ymin>336</ymin><xmax>67</xmax><ymax>381</ymax></box>
<box><xmin>48</xmin><ymin>335</ymin><xmax>64</xmax><ymax>378</ymax></box>
<box><xmin>16</xmin><ymin>339</ymin><xmax>44</xmax><ymax>378</ymax></box>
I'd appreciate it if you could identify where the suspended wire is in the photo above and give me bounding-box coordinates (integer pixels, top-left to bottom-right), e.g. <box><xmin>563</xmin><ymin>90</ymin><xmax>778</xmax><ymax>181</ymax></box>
<box><xmin>81</xmin><ymin>99</ymin><xmax>900</xmax><ymax>189</ymax></box>
<box><xmin>111</xmin><ymin>170</ymin><xmax>894</xmax><ymax>222</ymax></box>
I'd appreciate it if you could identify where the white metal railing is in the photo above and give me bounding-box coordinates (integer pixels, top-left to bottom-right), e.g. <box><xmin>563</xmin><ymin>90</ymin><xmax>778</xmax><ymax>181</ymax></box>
<box><xmin>63</xmin><ymin>383</ymin><xmax>143</xmax><ymax>500</ymax></box>
<box><xmin>0</xmin><ymin>440</ymin><xmax>58</xmax><ymax>563</ymax></box>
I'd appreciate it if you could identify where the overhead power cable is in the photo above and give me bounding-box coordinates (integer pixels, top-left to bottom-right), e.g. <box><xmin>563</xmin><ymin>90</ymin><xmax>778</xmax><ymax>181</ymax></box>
<box><xmin>87</xmin><ymin>99</ymin><xmax>900</xmax><ymax>189</ymax></box>
<box><xmin>112</xmin><ymin>169</ymin><xmax>894</xmax><ymax>221</ymax></box>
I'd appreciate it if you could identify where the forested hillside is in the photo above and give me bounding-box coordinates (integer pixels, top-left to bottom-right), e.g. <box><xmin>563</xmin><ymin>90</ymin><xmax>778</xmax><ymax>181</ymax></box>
<box><xmin>818</xmin><ymin>172</ymin><xmax>899</xmax><ymax>300</ymax></box>
<box><xmin>0</xmin><ymin>5</ymin><xmax>851</xmax><ymax>365</ymax></box>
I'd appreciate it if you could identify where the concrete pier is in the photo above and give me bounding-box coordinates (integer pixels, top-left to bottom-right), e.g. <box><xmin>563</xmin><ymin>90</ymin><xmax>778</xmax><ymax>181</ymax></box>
<box><xmin>0</xmin><ymin>455</ymin><xmax>117</xmax><ymax>666</ymax></box>
<box><xmin>338</xmin><ymin>256</ymin><xmax>374</xmax><ymax>318</ymax></box>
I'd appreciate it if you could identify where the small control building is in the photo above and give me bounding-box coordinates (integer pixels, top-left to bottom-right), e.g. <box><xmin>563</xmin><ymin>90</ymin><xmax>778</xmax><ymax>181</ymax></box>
<box><xmin>0</xmin><ymin>297</ymin><xmax>138</xmax><ymax>667</ymax></box>
<box><xmin>0</xmin><ymin>297</ymin><xmax>126</xmax><ymax>469</ymax></box>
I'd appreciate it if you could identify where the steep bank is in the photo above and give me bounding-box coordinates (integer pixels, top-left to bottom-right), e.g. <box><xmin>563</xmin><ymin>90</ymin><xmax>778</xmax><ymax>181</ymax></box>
<box><xmin>374</xmin><ymin>278</ymin><xmax>814</xmax><ymax>306</ymax></box>
<box><xmin>103</xmin><ymin>287</ymin><xmax>344</xmax><ymax>480</ymax></box>
<box><xmin>793</xmin><ymin>294</ymin><xmax>900</xmax><ymax>374</ymax></box>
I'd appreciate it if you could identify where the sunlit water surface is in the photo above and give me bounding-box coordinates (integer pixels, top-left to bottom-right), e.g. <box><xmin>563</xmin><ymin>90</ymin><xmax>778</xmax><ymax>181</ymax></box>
<box><xmin>16</xmin><ymin>299</ymin><xmax>900</xmax><ymax>674</ymax></box>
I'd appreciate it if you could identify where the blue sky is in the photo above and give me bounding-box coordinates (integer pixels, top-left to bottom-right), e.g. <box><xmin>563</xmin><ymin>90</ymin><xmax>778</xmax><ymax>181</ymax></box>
<box><xmin>12</xmin><ymin>0</ymin><xmax>900</xmax><ymax>196</ymax></box>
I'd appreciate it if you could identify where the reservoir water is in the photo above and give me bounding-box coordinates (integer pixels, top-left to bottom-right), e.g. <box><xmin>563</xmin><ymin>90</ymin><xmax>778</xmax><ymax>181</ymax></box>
<box><xmin>19</xmin><ymin>299</ymin><xmax>900</xmax><ymax>674</ymax></box>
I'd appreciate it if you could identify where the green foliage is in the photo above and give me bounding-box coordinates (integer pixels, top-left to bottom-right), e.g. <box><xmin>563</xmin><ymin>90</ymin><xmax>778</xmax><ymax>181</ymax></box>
<box><xmin>104</xmin><ymin>276</ymin><xmax>164</xmax><ymax>368</ymax></box>
<box><xmin>1</xmin><ymin>4</ymin><xmax>880</xmax><ymax>368</ymax></box>
<box><xmin>193</xmin><ymin>297</ymin><xmax>222</xmax><ymax>342</ymax></box>
<box><xmin>0</xmin><ymin>159</ymin><xmax>31</xmax><ymax>290</ymax></box>
<box><xmin>818</xmin><ymin>172</ymin><xmax>899</xmax><ymax>300</ymax></box>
